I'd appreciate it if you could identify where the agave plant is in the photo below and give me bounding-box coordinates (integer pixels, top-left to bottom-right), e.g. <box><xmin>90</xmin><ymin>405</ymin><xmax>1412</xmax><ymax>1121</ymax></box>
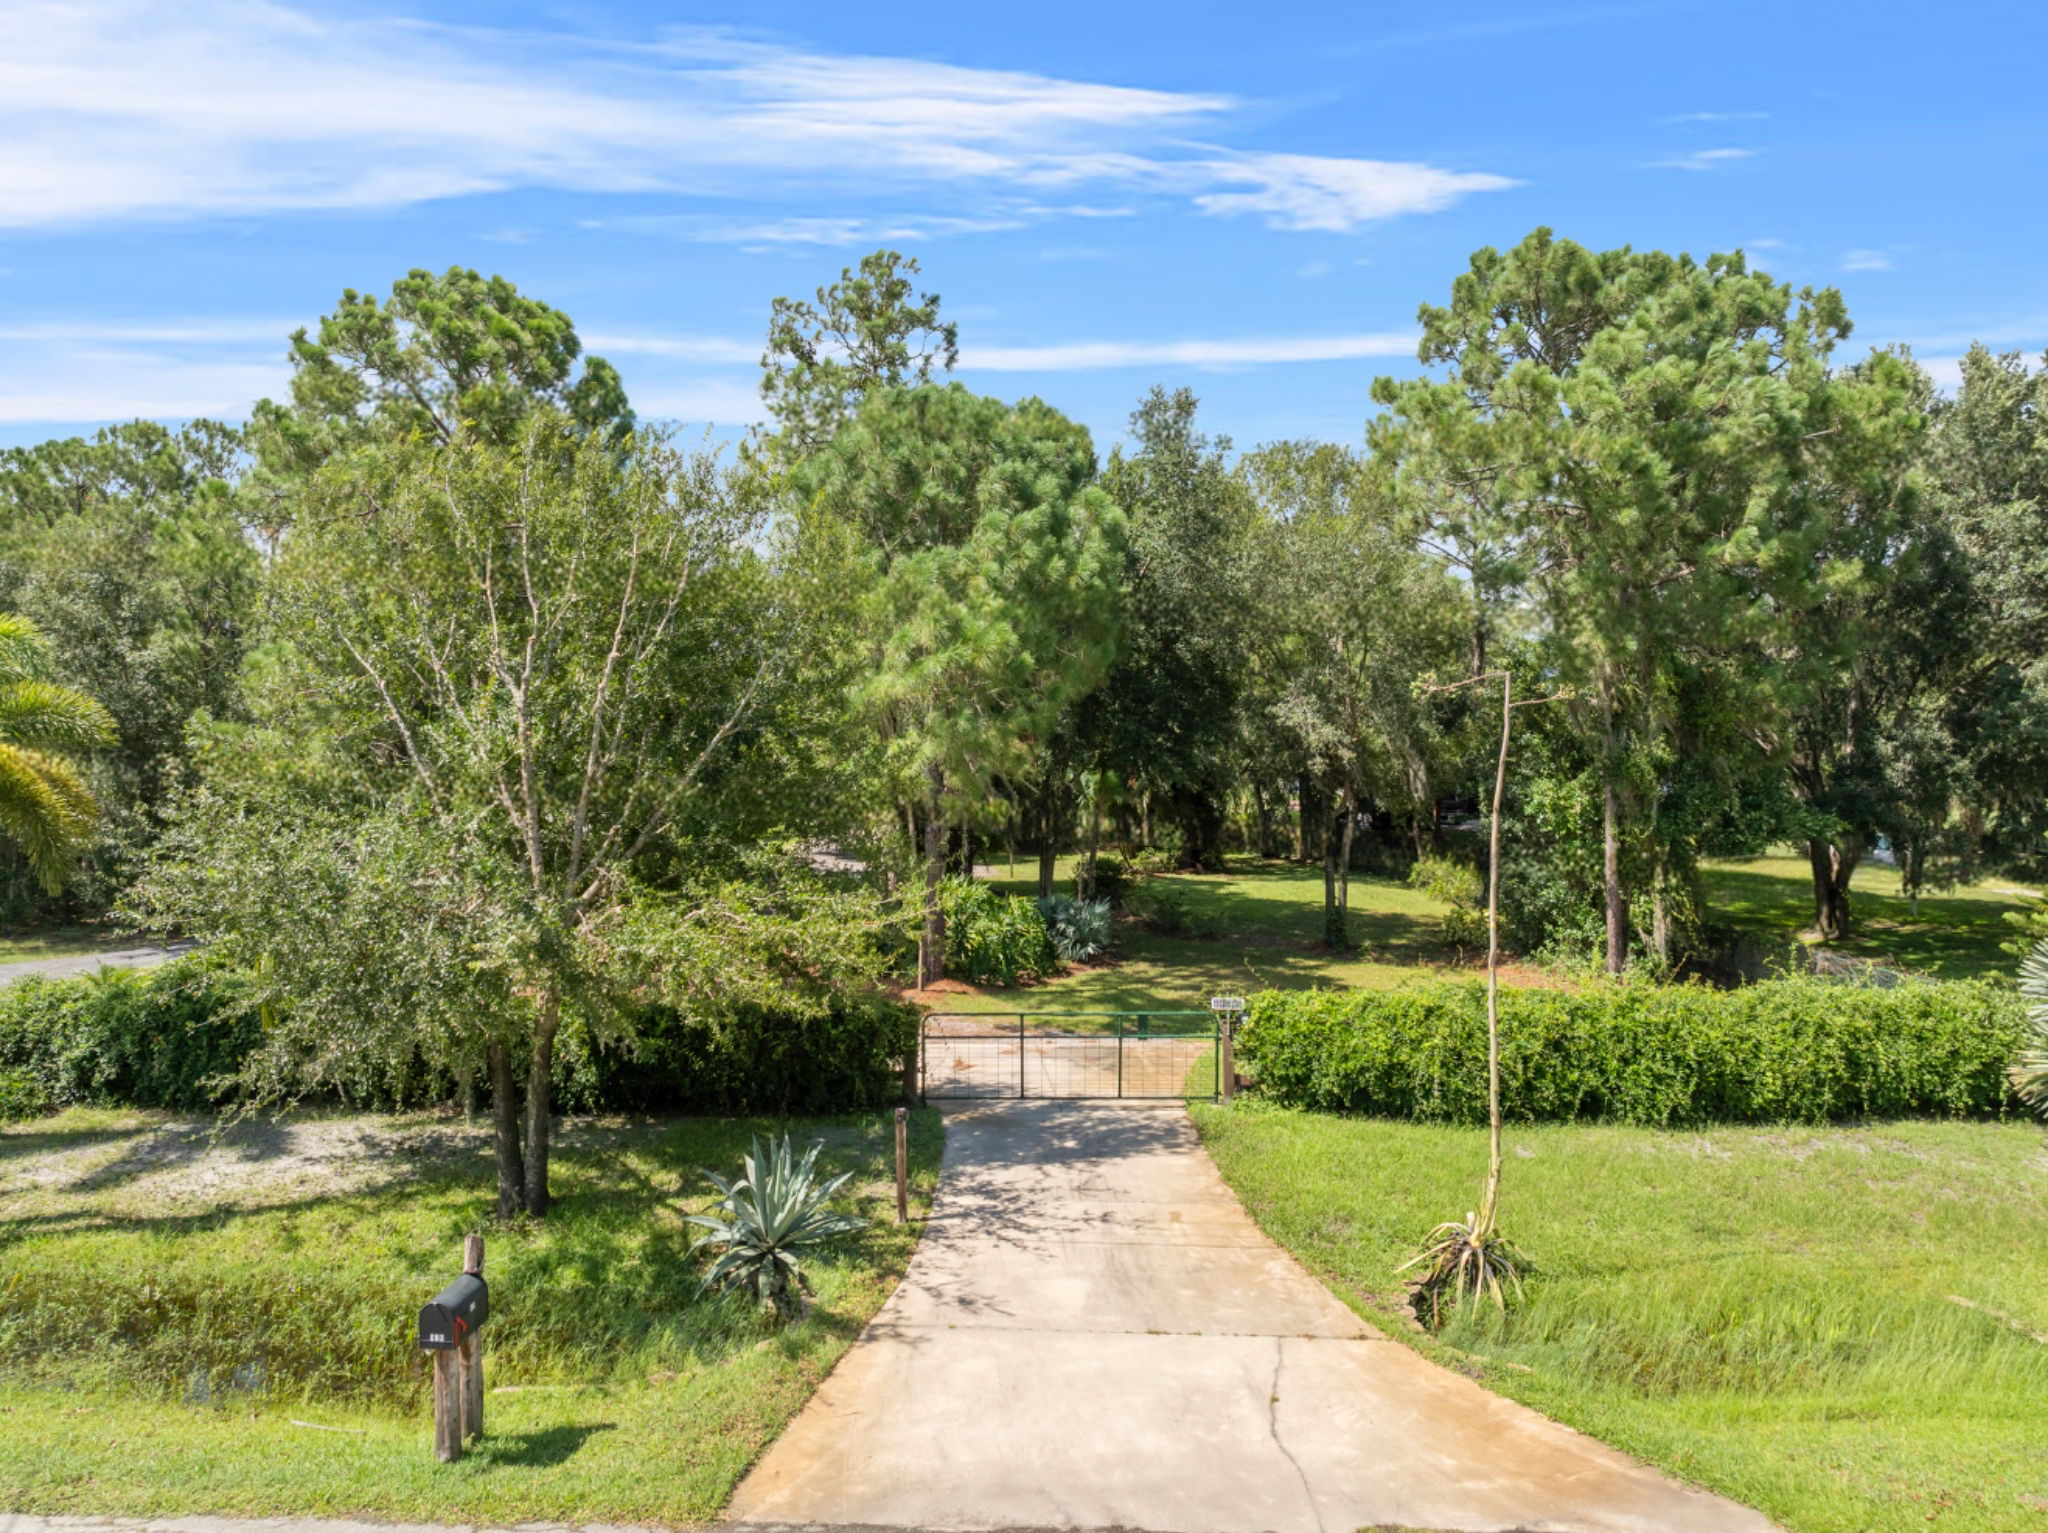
<box><xmin>685</xmin><ymin>1134</ymin><xmax>868</xmax><ymax>1316</ymax></box>
<box><xmin>1037</xmin><ymin>894</ymin><xmax>1112</xmax><ymax>964</ymax></box>
<box><xmin>2013</xmin><ymin>941</ymin><xmax>2048</xmax><ymax>1118</ymax></box>
<box><xmin>1398</xmin><ymin>1210</ymin><xmax>1525</xmax><ymax>1329</ymax></box>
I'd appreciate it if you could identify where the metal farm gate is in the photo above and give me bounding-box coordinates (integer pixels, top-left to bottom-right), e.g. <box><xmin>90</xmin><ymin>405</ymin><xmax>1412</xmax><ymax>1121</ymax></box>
<box><xmin>921</xmin><ymin>1012</ymin><xmax>1220</xmax><ymax>1100</ymax></box>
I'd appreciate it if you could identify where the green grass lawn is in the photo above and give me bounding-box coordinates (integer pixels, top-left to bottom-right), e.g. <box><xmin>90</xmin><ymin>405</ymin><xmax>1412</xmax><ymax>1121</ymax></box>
<box><xmin>941</xmin><ymin>856</ymin><xmax>1487</xmax><ymax>1018</ymax></box>
<box><xmin>1701</xmin><ymin>853</ymin><xmax>2035</xmax><ymax>980</ymax></box>
<box><xmin>0</xmin><ymin>1105</ymin><xmax>941</xmax><ymax>1523</ymax></box>
<box><xmin>1191</xmin><ymin>1102</ymin><xmax>2048</xmax><ymax>1532</ymax></box>
<box><xmin>0</xmin><ymin>926</ymin><xmax>125</xmax><ymax>966</ymax></box>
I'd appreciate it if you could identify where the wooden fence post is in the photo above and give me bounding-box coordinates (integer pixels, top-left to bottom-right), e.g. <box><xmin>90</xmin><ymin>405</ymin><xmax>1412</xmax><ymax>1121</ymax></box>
<box><xmin>1220</xmin><ymin>1019</ymin><xmax>1235</xmax><ymax>1103</ymax></box>
<box><xmin>894</xmin><ymin>1107</ymin><xmax>909</xmax><ymax>1223</ymax></box>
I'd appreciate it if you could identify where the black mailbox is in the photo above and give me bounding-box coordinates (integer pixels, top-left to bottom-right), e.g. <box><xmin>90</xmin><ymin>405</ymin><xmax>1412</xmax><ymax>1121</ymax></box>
<box><xmin>418</xmin><ymin>1273</ymin><xmax>488</xmax><ymax>1351</ymax></box>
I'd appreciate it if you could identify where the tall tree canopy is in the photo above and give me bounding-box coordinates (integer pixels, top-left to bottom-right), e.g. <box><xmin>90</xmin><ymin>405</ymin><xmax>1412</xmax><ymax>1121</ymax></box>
<box><xmin>131</xmin><ymin>416</ymin><xmax>807</xmax><ymax>1217</ymax></box>
<box><xmin>797</xmin><ymin>383</ymin><xmax>1124</xmax><ymax>983</ymax></box>
<box><xmin>1086</xmin><ymin>388</ymin><xmax>1253</xmax><ymax>870</ymax></box>
<box><xmin>1373</xmin><ymin>228</ymin><xmax>1923</xmax><ymax>969</ymax></box>
<box><xmin>761</xmin><ymin>249</ymin><xmax>958</xmax><ymax>460</ymax></box>
<box><xmin>249</xmin><ymin>266</ymin><xmax>634</xmax><ymax>482</ymax></box>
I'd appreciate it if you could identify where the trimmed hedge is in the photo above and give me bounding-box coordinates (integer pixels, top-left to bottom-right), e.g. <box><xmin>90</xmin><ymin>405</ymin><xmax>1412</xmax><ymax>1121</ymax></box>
<box><xmin>559</xmin><ymin>993</ymin><xmax>920</xmax><ymax>1115</ymax></box>
<box><xmin>1239</xmin><ymin>977</ymin><xmax>2028</xmax><ymax>1126</ymax></box>
<box><xmin>0</xmin><ymin>957</ymin><xmax>917</xmax><ymax>1122</ymax></box>
<box><xmin>0</xmin><ymin>958</ymin><xmax>259</xmax><ymax>1117</ymax></box>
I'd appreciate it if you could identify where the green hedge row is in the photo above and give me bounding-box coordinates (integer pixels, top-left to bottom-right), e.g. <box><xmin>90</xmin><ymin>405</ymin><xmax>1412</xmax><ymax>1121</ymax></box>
<box><xmin>1239</xmin><ymin>977</ymin><xmax>2028</xmax><ymax>1125</ymax></box>
<box><xmin>0</xmin><ymin>957</ymin><xmax>918</xmax><ymax>1121</ymax></box>
<box><xmin>0</xmin><ymin>958</ymin><xmax>260</xmax><ymax>1116</ymax></box>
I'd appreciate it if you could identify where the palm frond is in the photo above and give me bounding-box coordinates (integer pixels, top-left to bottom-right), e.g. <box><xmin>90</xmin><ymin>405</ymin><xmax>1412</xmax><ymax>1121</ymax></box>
<box><xmin>0</xmin><ymin>680</ymin><xmax>116</xmax><ymax>752</ymax></box>
<box><xmin>0</xmin><ymin>615</ymin><xmax>52</xmax><ymax>685</ymax></box>
<box><xmin>0</xmin><ymin>743</ymin><xmax>99</xmax><ymax>891</ymax></box>
<box><xmin>2013</xmin><ymin>942</ymin><xmax>2048</xmax><ymax>1118</ymax></box>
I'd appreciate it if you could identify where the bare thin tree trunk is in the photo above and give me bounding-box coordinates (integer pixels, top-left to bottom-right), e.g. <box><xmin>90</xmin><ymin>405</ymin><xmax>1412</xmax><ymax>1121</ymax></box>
<box><xmin>1321</xmin><ymin>795</ymin><xmax>1345</xmax><ymax>950</ymax></box>
<box><xmin>1478</xmin><ymin>672</ymin><xmax>1511</xmax><ymax>1234</ymax></box>
<box><xmin>919</xmin><ymin>764</ymin><xmax>946</xmax><ymax>988</ymax></box>
<box><xmin>487</xmin><ymin>1041</ymin><xmax>525</xmax><ymax>1221</ymax></box>
<box><xmin>1602</xmin><ymin>707</ymin><xmax>1626</xmax><ymax>976</ymax></box>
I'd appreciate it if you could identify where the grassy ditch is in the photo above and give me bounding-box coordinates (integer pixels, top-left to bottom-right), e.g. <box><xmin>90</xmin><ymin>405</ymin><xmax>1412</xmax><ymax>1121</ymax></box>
<box><xmin>1191</xmin><ymin>1102</ymin><xmax>2048</xmax><ymax>1533</ymax></box>
<box><xmin>0</xmin><ymin>1105</ymin><xmax>940</xmax><ymax>1522</ymax></box>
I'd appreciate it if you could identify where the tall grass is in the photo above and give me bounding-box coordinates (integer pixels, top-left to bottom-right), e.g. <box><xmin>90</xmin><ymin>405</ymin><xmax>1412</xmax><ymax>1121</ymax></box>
<box><xmin>1193</xmin><ymin>1103</ymin><xmax>2048</xmax><ymax>1532</ymax></box>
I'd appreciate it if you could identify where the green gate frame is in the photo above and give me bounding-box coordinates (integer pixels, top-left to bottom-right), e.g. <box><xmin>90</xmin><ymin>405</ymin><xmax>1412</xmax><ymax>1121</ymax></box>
<box><xmin>920</xmin><ymin>1011</ymin><xmax>1219</xmax><ymax>1101</ymax></box>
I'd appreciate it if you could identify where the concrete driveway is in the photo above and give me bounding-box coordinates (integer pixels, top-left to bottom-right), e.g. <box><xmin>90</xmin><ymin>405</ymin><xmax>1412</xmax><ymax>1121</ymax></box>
<box><xmin>727</xmin><ymin>1100</ymin><xmax>1770</xmax><ymax>1533</ymax></box>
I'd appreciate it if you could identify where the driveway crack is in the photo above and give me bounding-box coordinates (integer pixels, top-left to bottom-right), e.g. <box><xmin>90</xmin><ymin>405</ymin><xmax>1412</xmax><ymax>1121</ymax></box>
<box><xmin>1267</xmin><ymin>1335</ymin><xmax>1325</xmax><ymax>1533</ymax></box>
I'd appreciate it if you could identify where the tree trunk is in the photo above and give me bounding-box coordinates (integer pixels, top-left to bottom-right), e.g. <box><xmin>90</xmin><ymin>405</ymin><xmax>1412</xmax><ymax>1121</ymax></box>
<box><xmin>1651</xmin><ymin>856</ymin><xmax>1670</xmax><ymax>967</ymax></box>
<box><xmin>487</xmin><ymin>1041</ymin><xmax>525</xmax><ymax>1221</ymax></box>
<box><xmin>1252</xmin><ymin>783</ymin><xmax>1272</xmax><ymax>861</ymax></box>
<box><xmin>1321</xmin><ymin>795</ymin><xmax>1347</xmax><ymax>950</ymax></box>
<box><xmin>1602</xmin><ymin>708</ymin><xmax>1626</xmax><ymax>976</ymax></box>
<box><xmin>1038</xmin><ymin>782</ymin><xmax>1058</xmax><ymax>899</ymax></box>
<box><xmin>919</xmin><ymin>767</ymin><xmax>946</xmax><ymax>988</ymax></box>
<box><xmin>1806</xmin><ymin>837</ymin><xmax>1860</xmax><ymax>940</ymax></box>
<box><xmin>521</xmin><ymin>993</ymin><xmax>559</xmax><ymax>1219</ymax></box>
<box><xmin>1337</xmin><ymin>790</ymin><xmax>1357</xmax><ymax>933</ymax></box>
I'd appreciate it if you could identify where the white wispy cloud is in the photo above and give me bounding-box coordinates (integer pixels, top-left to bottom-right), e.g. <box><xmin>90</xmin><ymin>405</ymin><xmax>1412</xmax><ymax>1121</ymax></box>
<box><xmin>1658</xmin><ymin>110</ymin><xmax>1769</xmax><ymax>124</ymax></box>
<box><xmin>587</xmin><ymin>213</ymin><xmax>1032</xmax><ymax>246</ymax></box>
<box><xmin>1652</xmin><ymin>147</ymin><xmax>1756</xmax><ymax>171</ymax></box>
<box><xmin>962</xmin><ymin>332</ymin><xmax>1418</xmax><ymax>371</ymax></box>
<box><xmin>1190</xmin><ymin>153</ymin><xmax>1517</xmax><ymax>232</ymax></box>
<box><xmin>1840</xmin><ymin>249</ymin><xmax>1896</xmax><ymax>272</ymax></box>
<box><xmin>0</xmin><ymin>3</ymin><xmax>1513</xmax><ymax>234</ymax></box>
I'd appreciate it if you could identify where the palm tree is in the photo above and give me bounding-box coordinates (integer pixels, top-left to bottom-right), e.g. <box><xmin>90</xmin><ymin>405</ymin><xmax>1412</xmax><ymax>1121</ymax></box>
<box><xmin>0</xmin><ymin>615</ymin><xmax>115</xmax><ymax>891</ymax></box>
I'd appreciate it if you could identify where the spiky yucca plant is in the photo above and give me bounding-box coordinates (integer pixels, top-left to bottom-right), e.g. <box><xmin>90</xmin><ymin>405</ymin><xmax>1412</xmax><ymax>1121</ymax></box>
<box><xmin>1399</xmin><ymin>1210</ymin><xmax>1525</xmax><ymax>1328</ymax></box>
<box><xmin>685</xmin><ymin>1134</ymin><xmax>868</xmax><ymax>1317</ymax></box>
<box><xmin>2013</xmin><ymin>941</ymin><xmax>2048</xmax><ymax>1118</ymax></box>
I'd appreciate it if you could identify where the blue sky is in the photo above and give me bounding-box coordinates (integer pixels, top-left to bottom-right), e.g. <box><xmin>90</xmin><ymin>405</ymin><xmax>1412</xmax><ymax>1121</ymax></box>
<box><xmin>2</xmin><ymin>0</ymin><xmax>2044</xmax><ymax>453</ymax></box>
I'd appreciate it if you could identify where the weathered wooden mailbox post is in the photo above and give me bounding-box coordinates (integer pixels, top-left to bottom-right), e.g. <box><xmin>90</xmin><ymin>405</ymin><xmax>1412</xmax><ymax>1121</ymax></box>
<box><xmin>418</xmin><ymin>1234</ymin><xmax>488</xmax><ymax>1462</ymax></box>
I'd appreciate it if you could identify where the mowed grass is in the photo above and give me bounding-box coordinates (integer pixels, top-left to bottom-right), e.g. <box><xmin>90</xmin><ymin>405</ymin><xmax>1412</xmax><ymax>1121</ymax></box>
<box><xmin>940</xmin><ymin>856</ymin><xmax>1486</xmax><ymax>1019</ymax></box>
<box><xmin>1701</xmin><ymin>852</ymin><xmax>2036</xmax><ymax>980</ymax></box>
<box><xmin>0</xmin><ymin>925</ymin><xmax>126</xmax><ymax>966</ymax></box>
<box><xmin>1191</xmin><ymin>1102</ymin><xmax>2048</xmax><ymax>1532</ymax></box>
<box><xmin>0</xmin><ymin>1105</ymin><xmax>941</xmax><ymax>1523</ymax></box>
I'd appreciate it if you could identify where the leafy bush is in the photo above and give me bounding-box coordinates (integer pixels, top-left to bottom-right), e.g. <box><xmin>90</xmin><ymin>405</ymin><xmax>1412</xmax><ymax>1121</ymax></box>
<box><xmin>1037</xmin><ymin>894</ymin><xmax>1112</xmax><ymax>963</ymax></box>
<box><xmin>0</xmin><ymin>957</ymin><xmax>260</xmax><ymax>1113</ymax></box>
<box><xmin>1408</xmin><ymin>854</ymin><xmax>1482</xmax><ymax>906</ymax></box>
<box><xmin>1409</xmin><ymin>853</ymin><xmax>1490</xmax><ymax>951</ymax></box>
<box><xmin>685</xmin><ymin>1134</ymin><xmax>868</xmax><ymax>1317</ymax></box>
<box><xmin>1075</xmin><ymin>853</ymin><xmax>1131</xmax><ymax>906</ymax></box>
<box><xmin>0</xmin><ymin>1066</ymin><xmax>44</xmax><ymax>1121</ymax></box>
<box><xmin>558</xmin><ymin>992</ymin><xmax>917</xmax><ymax>1115</ymax></box>
<box><xmin>1240</xmin><ymin>976</ymin><xmax>2029</xmax><ymax>1126</ymax></box>
<box><xmin>938</xmin><ymin>877</ymin><xmax>1054</xmax><ymax>986</ymax></box>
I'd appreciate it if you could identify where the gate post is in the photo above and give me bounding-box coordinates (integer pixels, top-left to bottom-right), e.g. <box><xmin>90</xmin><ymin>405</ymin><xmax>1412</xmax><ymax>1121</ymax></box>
<box><xmin>1219</xmin><ymin>1015</ymin><xmax>1234</xmax><ymax>1102</ymax></box>
<box><xmin>1116</xmin><ymin>1012</ymin><xmax>1124</xmax><ymax>1099</ymax></box>
<box><xmin>1018</xmin><ymin>1014</ymin><xmax>1027</xmax><ymax>1099</ymax></box>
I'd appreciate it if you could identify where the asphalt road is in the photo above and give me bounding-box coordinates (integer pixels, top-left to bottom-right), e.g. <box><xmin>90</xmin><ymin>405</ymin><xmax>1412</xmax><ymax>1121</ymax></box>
<box><xmin>0</xmin><ymin>941</ymin><xmax>194</xmax><ymax>988</ymax></box>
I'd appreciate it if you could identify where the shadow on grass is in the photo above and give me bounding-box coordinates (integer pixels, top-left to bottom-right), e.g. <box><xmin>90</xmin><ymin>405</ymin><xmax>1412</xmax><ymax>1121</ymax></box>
<box><xmin>1703</xmin><ymin>863</ymin><xmax>2025</xmax><ymax>981</ymax></box>
<box><xmin>480</xmin><ymin>1421</ymin><xmax>617</xmax><ymax>1467</ymax></box>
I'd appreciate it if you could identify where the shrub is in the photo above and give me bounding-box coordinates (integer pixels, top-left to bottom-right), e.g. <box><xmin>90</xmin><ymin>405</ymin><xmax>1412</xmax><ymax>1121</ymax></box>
<box><xmin>1075</xmin><ymin>853</ymin><xmax>1131</xmax><ymax>907</ymax></box>
<box><xmin>1037</xmin><ymin>894</ymin><xmax>1112</xmax><ymax>963</ymax></box>
<box><xmin>1239</xmin><ymin>976</ymin><xmax>2029</xmax><ymax>1126</ymax></box>
<box><xmin>938</xmin><ymin>877</ymin><xmax>1054</xmax><ymax>986</ymax></box>
<box><xmin>558</xmin><ymin>992</ymin><xmax>917</xmax><ymax>1115</ymax></box>
<box><xmin>0</xmin><ymin>957</ymin><xmax>260</xmax><ymax>1113</ymax></box>
<box><xmin>1408</xmin><ymin>854</ymin><xmax>1482</xmax><ymax>906</ymax></box>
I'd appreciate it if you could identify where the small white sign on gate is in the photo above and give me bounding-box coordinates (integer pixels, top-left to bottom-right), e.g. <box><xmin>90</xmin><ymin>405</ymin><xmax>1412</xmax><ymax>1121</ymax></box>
<box><xmin>1208</xmin><ymin>995</ymin><xmax>1246</xmax><ymax>1013</ymax></box>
